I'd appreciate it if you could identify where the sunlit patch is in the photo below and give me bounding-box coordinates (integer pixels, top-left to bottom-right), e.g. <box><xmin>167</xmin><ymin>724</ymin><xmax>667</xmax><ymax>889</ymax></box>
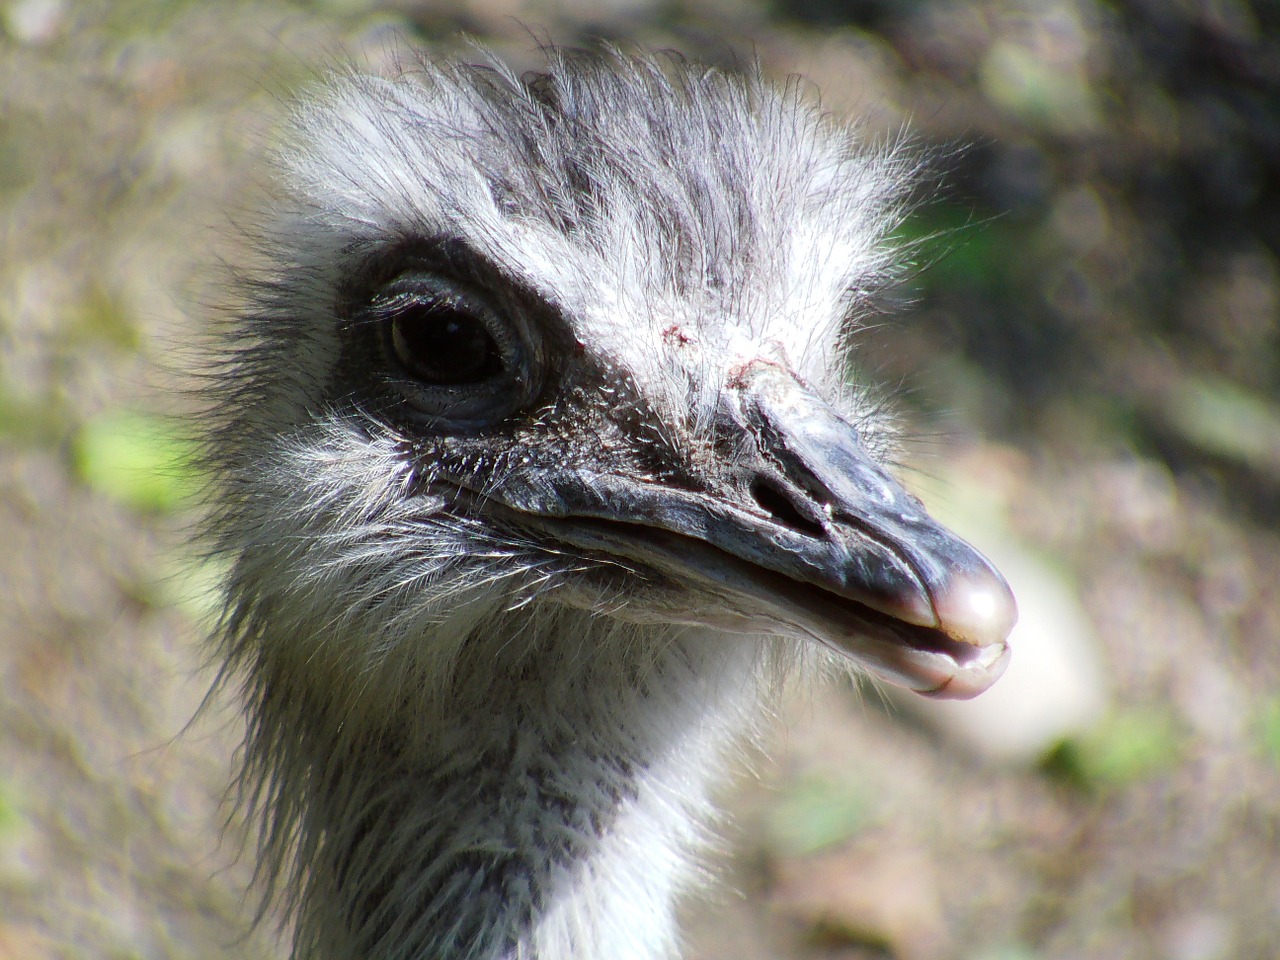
<box><xmin>966</xmin><ymin>587</ymin><xmax>1000</xmax><ymax>623</ymax></box>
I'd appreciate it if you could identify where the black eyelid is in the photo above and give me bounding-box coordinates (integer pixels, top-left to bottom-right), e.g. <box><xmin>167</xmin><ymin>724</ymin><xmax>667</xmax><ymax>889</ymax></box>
<box><xmin>347</xmin><ymin>236</ymin><xmax>501</xmax><ymax>309</ymax></box>
<box><xmin>375</xmin><ymin>275</ymin><xmax>519</xmax><ymax>360</ymax></box>
<box><xmin>345</xmin><ymin>237</ymin><xmax>581</xmax><ymax>371</ymax></box>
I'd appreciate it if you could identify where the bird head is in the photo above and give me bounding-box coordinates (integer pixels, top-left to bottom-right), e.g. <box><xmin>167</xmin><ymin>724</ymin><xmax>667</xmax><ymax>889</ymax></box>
<box><xmin>213</xmin><ymin>46</ymin><xmax>1015</xmax><ymax>706</ymax></box>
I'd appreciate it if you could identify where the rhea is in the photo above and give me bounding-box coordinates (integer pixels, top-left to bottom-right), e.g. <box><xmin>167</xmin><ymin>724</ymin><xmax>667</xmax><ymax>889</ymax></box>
<box><xmin>202</xmin><ymin>45</ymin><xmax>1016</xmax><ymax>960</ymax></box>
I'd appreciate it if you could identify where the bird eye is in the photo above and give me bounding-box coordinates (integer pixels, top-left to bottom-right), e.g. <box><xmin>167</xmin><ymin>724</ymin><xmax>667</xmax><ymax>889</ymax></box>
<box><xmin>369</xmin><ymin>272</ymin><xmax>537</xmax><ymax>427</ymax></box>
<box><xmin>389</xmin><ymin>301</ymin><xmax>502</xmax><ymax>385</ymax></box>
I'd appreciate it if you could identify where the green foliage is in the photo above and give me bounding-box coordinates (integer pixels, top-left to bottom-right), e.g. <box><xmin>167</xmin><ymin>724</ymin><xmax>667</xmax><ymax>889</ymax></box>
<box><xmin>0</xmin><ymin>778</ymin><xmax>18</xmax><ymax>838</ymax></box>
<box><xmin>979</xmin><ymin>39</ymin><xmax>1099</xmax><ymax>134</ymax></box>
<box><xmin>1041</xmin><ymin>709</ymin><xmax>1183</xmax><ymax>791</ymax></box>
<box><xmin>73</xmin><ymin>284</ymin><xmax>141</xmax><ymax>352</ymax></box>
<box><xmin>1256</xmin><ymin>697</ymin><xmax>1280</xmax><ymax>765</ymax></box>
<box><xmin>894</xmin><ymin>204</ymin><xmax>1023</xmax><ymax>296</ymax></box>
<box><xmin>1162</xmin><ymin>377</ymin><xmax>1280</xmax><ymax>474</ymax></box>
<box><xmin>766</xmin><ymin>775</ymin><xmax>874</xmax><ymax>856</ymax></box>
<box><xmin>970</xmin><ymin>946</ymin><xmax>1041</xmax><ymax>960</ymax></box>
<box><xmin>145</xmin><ymin>553</ymin><xmax>229</xmax><ymax>624</ymax></box>
<box><xmin>0</xmin><ymin>392</ymin><xmax>62</xmax><ymax>446</ymax></box>
<box><xmin>71</xmin><ymin>410</ymin><xmax>202</xmax><ymax>514</ymax></box>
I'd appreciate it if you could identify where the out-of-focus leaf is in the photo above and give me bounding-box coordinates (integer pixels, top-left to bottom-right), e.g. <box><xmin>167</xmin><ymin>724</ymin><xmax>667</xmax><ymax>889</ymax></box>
<box><xmin>980</xmin><ymin>39</ymin><xmax>1099</xmax><ymax>134</ymax></box>
<box><xmin>1041</xmin><ymin>709</ymin><xmax>1183</xmax><ymax>790</ymax></box>
<box><xmin>0</xmin><ymin>779</ymin><xmax>18</xmax><ymax>838</ymax></box>
<box><xmin>144</xmin><ymin>553</ymin><xmax>228</xmax><ymax>624</ymax></box>
<box><xmin>894</xmin><ymin>204</ymin><xmax>1022</xmax><ymax>295</ymax></box>
<box><xmin>1163</xmin><ymin>377</ymin><xmax>1280</xmax><ymax>475</ymax></box>
<box><xmin>972</xmin><ymin>947</ymin><xmax>1042</xmax><ymax>960</ymax></box>
<box><xmin>766</xmin><ymin>776</ymin><xmax>873</xmax><ymax>857</ymax></box>
<box><xmin>1256</xmin><ymin>697</ymin><xmax>1280</xmax><ymax>766</ymax></box>
<box><xmin>72</xmin><ymin>410</ymin><xmax>201</xmax><ymax>514</ymax></box>
<box><xmin>0</xmin><ymin>394</ymin><xmax>64</xmax><ymax>445</ymax></box>
<box><xmin>74</xmin><ymin>283</ymin><xmax>140</xmax><ymax>350</ymax></box>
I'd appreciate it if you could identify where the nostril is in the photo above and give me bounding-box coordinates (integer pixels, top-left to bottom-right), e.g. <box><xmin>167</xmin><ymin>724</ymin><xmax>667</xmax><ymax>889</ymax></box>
<box><xmin>749</xmin><ymin>476</ymin><xmax>825</xmax><ymax>539</ymax></box>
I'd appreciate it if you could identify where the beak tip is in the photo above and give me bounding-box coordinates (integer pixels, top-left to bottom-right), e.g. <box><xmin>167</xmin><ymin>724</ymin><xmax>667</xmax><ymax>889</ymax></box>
<box><xmin>933</xmin><ymin>569</ymin><xmax>1019</xmax><ymax>650</ymax></box>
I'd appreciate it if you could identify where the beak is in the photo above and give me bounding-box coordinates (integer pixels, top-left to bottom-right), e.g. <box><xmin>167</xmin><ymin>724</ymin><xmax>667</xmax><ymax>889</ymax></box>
<box><xmin>485</xmin><ymin>363</ymin><xmax>1017</xmax><ymax>700</ymax></box>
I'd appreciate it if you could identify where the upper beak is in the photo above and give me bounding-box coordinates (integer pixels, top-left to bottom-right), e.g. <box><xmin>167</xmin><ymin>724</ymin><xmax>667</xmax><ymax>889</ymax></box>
<box><xmin>729</xmin><ymin>363</ymin><xmax>1017</xmax><ymax>697</ymax></box>
<box><xmin>483</xmin><ymin>363</ymin><xmax>1017</xmax><ymax>700</ymax></box>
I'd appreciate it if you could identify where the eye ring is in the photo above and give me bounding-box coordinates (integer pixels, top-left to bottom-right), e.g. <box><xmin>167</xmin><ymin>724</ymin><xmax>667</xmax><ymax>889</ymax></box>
<box><xmin>369</xmin><ymin>273</ymin><xmax>538</xmax><ymax>427</ymax></box>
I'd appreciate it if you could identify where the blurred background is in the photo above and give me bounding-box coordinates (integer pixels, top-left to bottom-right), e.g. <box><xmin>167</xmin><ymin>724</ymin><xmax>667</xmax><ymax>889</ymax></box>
<box><xmin>1</xmin><ymin>0</ymin><xmax>1277</xmax><ymax>958</ymax></box>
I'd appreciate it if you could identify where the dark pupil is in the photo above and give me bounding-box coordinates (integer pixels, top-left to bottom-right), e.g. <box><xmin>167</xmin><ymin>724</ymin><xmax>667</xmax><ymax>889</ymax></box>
<box><xmin>392</xmin><ymin>304</ymin><xmax>499</xmax><ymax>385</ymax></box>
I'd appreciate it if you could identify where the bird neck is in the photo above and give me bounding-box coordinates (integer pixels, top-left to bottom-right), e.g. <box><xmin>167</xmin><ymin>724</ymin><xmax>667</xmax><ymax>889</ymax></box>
<box><xmin>265</xmin><ymin>606</ymin><xmax>769</xmax><ymax>960</ymax></box>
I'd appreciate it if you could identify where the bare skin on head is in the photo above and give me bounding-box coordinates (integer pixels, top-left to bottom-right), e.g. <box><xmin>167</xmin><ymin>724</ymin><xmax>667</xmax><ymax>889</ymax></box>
<box><xmin>201</xmin><ymin>45</ymin><xmax>1016</xmax><ymax>960</ymax></box>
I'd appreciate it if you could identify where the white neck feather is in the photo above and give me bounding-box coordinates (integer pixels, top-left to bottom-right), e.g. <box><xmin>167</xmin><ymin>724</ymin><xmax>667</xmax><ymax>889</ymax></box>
<box><xmin>246</xmin><ymin>601</ymin><xmax>772</xmax><ymax>960</ymax></box>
